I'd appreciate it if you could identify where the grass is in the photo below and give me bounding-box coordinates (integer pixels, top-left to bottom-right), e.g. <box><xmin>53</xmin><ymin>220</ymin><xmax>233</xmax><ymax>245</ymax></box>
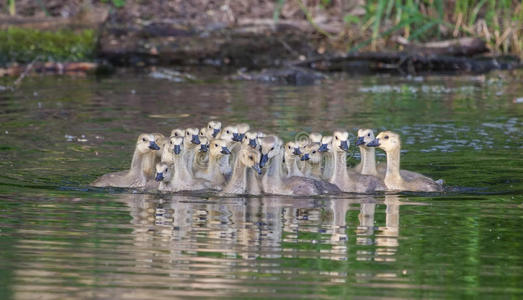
<box><xmin>0</xmin><ymin>27</ymin><xmax>97</xmax><ymax>64</ymax></box>
<box><xmin>277</xmin><ymin>0</ymin><xmax>523</xmax><ymax>56</ymax></box>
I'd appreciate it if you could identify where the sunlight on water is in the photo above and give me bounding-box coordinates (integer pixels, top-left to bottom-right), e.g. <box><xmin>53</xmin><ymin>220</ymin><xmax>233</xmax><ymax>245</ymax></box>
<box><xmin>0</xmin><ymin>70</ymin><xmax>522</xmax><ymax>299</ymax></box>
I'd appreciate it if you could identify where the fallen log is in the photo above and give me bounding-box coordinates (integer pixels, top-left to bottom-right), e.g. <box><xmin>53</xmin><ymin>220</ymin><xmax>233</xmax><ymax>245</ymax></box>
<box><xmin>296</xmin><ymin>52</ymin><xmax>521</xmax><ymax>74</ymax></box>
<box><xmin>393</xmin><ymin>36</ymin><xmax>489</xmax><ymax>56</ymax></box>
<box><xmin>0</xmin><ymin>62</ymin><xmax>98</xmax><ymax>77</ymax></box>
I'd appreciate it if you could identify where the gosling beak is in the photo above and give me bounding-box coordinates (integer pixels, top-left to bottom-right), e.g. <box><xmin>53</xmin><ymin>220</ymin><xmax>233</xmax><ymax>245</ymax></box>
<box><xmin>259</xmin><ymin>153</ymin><xmax>269</xmax><ymax>168</ymax></box>
<box><xmin>248</xmin><ymin>138</ymin><xmax>257</xmax><ymax>148</ymax></box>
<box><xmin>301</xmin><ymin>153</ymin><xmax>310</xmax><ymax>161</ymax></box>
<box><xmin>173</xmin><ymin>144</ymin><xmax>181</xmax><ymax>155</ymax></box>
<box><xmin>252</xmin><ymin>164</ymin><xmax>262</xmax><ymax>175</ymax></box>
<box><xmin>221</xmin><ymin>146</ymin><xmax>231</xmax><ymax>155</ymax></box>
<box><xmin>318</xmin><ymin>143</ymin><xmax>328</xmax><ymax>152</ymax></box>
<box><xmin>356</xmin><ymin>136</ymin><xmax>365</xmax><ymax>146</ymax></box>
<box><xmin>200</xmin><ymin>144</ymin><xmax>209</xmax><ymax>152</ymax></box>
<box><xmin>191</xmin><ymin>134</ymin><xmax>200</xmax><ymax>145</ymax></box>
<box><xmin>366</xmin><ymin>138</ymin><xmax>380</xmax><ymax>147</ymax></box>
<box><xmin>340</xmin><ymin>140</ymin><xmax>349</xmax><ymax>152</ymax></box>
<box><xmin>149</xmin><ymin>141</ymin><xmax>160</xmax><ymax>150</ymax></box>
<box><xmin>212</xmin><ymin>128</ymin><xmax>220</xmax><ymax>138</ymax></box>
<box><xmin>155</xmin><ymin>172</ymin><xmax>164</xmax><ymax>182</ymax></box>
<box><xmin>232</xmin><ymin>133</ymin><xmax>242</xmax><ymax>142</ymax></box>
<box><xmin>293</xmin><ymin>147</ymin><xmax>302</xmax><ymax>155</ymax></box>
<box><xmin>238</xmin><ymin>133</ymin><xmax>245</xmax><ymax>141</ymax></box>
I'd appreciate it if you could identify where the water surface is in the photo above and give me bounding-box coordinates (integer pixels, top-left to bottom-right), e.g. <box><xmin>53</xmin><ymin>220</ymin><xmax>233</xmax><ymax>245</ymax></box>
<box><xmin>1</xmin><ymin>70</ymin><xmax>522</xmax><ymax>299</ymax></box>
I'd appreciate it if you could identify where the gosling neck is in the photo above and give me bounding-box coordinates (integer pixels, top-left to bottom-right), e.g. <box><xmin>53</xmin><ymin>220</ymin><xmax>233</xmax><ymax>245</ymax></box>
<box><xmin>265</xmin><ymin>151</ymin><xmax>284</xmax><ymax>185</ymax></box>
<box><xmin>207</xmin><ymin>153</ymin><xmax>228</xmax><ymax>179</ymax></box>
<box><xmin>173</xmin><ymin>152</ymin><xmax>192</xmax><ymax>182</ymax></box>
<box><xmin>285</xmin><ymin>155</ymin><xmax>303</xmax><ymax>176</ymax></box>
<box><xmin>182</xmin><ymin>146</ymin><xmax>197</xmax><ymax>176</ymax></box>
<box><xmin>161</xmin><ymin>145</ymin><xmax>173</xmax><ymax>163</ymax></box>
<box><xmin>129</xmin><ymin>148</ymin><xmax>152</xmax><ymax>179</ymax></box>
<box><xmin>384</xmin><ymin>146</ymin><xmax>403</xmax><ymax>185</ymax></box>
<box><xmin>360</xmin><ymin>146</ymin><xmax>377</xmax><ymax>176</ymax></box>
<box><xmin>321</xmin><ymin>151</ymin><xmax>334</xmax><ymax>177</ymax></box>
<box><xmin>331</xmin><ymin>150</ymin><xmax>351</xmax><ymax>184</ymax></box>
<box><xmin>226</xmin><ymin>155</ymin><xmax>248</xmax><ymax>192</ymax></box>
<box><xmin>303</xmin><ymin>160</ymin><xmax>322</xmax><ymax>178</ymax></box>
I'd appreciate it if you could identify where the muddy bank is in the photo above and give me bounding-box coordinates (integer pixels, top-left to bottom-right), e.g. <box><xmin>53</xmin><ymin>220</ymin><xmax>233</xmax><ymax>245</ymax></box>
<box><xmin>0</xmin><ymin>14</ymin><xmax>521</xmax><ymax>80</ymax></box>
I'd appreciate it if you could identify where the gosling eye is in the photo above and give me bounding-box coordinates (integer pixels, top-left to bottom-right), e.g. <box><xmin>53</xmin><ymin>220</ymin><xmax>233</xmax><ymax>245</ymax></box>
<box><xmin>165</xmin><ymin>168</ymin><xmax>168</xmax><ymax>172</ymax></box>
<box><xmin>312</xmin><ymin>151</ymin><xmax>316</xmax><ymax>154</ymax></box>
<box><xmin>226</xmin><ymin>130</ymin><xmax>230</xmax><ymax>134</ymax></box>
<box><xmin>186</xmin><ymin>132</ymin><xmax>189</xmax><ymax>136</ymax></box>
<box><xmin>249</xmin><ymin>156</ymin><xmax>253</xmax><ymax>160</ymax></box>
<box><xmin>208</xmin><ymin>125</ymin><xmax>211</xmax><ymax>128</ymax></box>
<box><xmin>215</xmin><ymin>144</ymin><xmax>218</xmax><ymax>147</ymax></box>
<box><xmin>335</xmin><ymin>136</ymin><xmax>338</xmax><ymax>140</ymax></box>
<box><xmin>385</xmin><ymin>135</ymin><xmax>389</xmax><ymax>139</ymax></box>
<box><xmin>368</xmin><ymin>133</ymin><xmax>370</xmax><ymax>137</ymax></box>
<box><xmin>170</xmin><ymin>141</ymin><xmax>173</xmax><ymax>144</ymax></box>
<box><xmin>271</xmin><ymin>147</ymin><xmax>274</xmax><ymax>151</ymax></box>
<box><xmin>288</xmin><ymin>146</ymin><xmax>291</xmax><ymax>149</ymax></box>
<box><xmin>142</xmin><ymin>138</ymin><xmax>146</xmax><ymax>142</ymax></box>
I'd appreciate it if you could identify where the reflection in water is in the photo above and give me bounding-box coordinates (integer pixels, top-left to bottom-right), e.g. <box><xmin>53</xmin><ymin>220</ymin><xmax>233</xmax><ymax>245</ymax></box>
<box><xmin>7</xmin><ymin>191</ymin><xmax>523</xmax><ymax>299</ymax></box>
<box><xmin>84</xmin><ymin>193</ymin><xmax>407</xmax><ymax>298</ymax></box>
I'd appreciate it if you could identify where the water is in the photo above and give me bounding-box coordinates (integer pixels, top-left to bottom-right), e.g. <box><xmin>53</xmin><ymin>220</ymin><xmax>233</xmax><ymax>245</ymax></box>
<box><xmin>1</xmin><ymin>70</ymin><xmax>522</xmax><ymax>299</ymax></box>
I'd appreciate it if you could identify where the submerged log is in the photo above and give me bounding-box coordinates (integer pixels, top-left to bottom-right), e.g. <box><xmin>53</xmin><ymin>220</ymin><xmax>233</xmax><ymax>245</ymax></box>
<box><xmin>0</xmin><ymin>62</ymin><xmax>98</xmax><ymax>77</ymax></box>
<box><xmin>296</xmin><ymin>52</ymin><xmax>522</xmax><ymax>75</ymax></box>
<box><xmin>232</xmin><ymin>66</ymin><xmax>326</xmax><ymax>85</ymax></box>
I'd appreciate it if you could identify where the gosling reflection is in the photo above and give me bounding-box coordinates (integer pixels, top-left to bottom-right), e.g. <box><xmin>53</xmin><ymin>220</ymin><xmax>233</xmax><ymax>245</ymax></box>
<box><xmin>375</xmin><ymin>194</ymin><xmax>401</xmax><ymax>261</ymax></box>
<box><xmin>118</xmin><ymin>193</ymin><xmax>408</xmax><ymax>287</ymax></box>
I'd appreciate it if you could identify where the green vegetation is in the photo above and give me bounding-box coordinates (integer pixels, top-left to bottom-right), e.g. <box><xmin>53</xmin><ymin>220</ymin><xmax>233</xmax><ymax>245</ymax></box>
<box><xmin>277</xmin><ymin>0</ymin><xmax>523</xmax><ymax>56</ymax></box>
<box><xmin>100</xmin><ymin>0</ymin><xmax>126</xmax><ymax>8</ymax></box>
<box><xmin>0</xmin><ymin>27</ymin><xmax>97</xmax><ymax>64</ymax></box>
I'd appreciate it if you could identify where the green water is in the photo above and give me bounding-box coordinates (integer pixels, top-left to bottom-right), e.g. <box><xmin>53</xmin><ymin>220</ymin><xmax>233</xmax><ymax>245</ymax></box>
<box><xmin>0</xmin><ymin>70</ymin><xmax>522</xmax><ymax>299</ymax></box>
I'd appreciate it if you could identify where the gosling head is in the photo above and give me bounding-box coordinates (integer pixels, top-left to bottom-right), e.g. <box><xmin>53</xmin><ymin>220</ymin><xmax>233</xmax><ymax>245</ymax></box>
<box><xmin>236</xmin><ymin>123</ymin><xmax>250</xmax><ymax>132</ymax></box>
<box><xmin>234</xmin><ymin>123</ymin><xmax>251</xmax><ymax>142</ymax></box>
<box><xmin>170</xmin><ymin>136</ymin><xmax>184</xmax><ymax>155</ymax></box>
<box><xmin>242</xmin><ymin>131</ymin><xmax>259</xmax><ymax>149</ymax></box>
<box><xmin>284</xmin><ymin>141</ymin><xmax>302</xmax><ymax>159</ymax></box>
<box><xmin>318</xmin><ymin>136</ymin><xmax>333</xmax><ymax>153</ymax></box>
<box><xmin>207</xmin><ymin>121</ymin><xmax>222</xmax><ymax>138</ymax></box>
<box><xmin>332</xmin><ymin>130</ymin><xmax>350</xmax><ymax>152</ymax></box>
<box><xmin>219</xmin><ymin>125</ymin><xmax>240</xmax><ymax>144</ymax></box>
<box><xmin>240</xmin><ymin>148</ymin><xmax>262</xmax><ymax>175</ymax></box>
<box><xmin>170</xmin><ymin>128</ymin><xmax>184</xmax><ymax>138</ymax></box>
<box><xmin>356</xmin><ymin>129</ymin><xmax>375</xmax><ymax>147</ymax></box>
<box><xmin>296</xmin><ymin>138</ymin><xmax>310</xmax><ymax>149</ymax></box>
<box><xmin>210</xmin><ymin>139</ymin><xmax>231</xmax><ymax>156</ymax></box>
<box><xmin>152</xmin><ymin>132</ymin><xmax>165</xmax><ymax>143</ymax></box>
<box><xmin>155</xmin><ymin>162</ymin><xmax>172</xmax><ymax>182</ymax></box>
<box><xmin>309</xmin><ymin>132</ymin><xmax>322</xmax><ymax>144</ymax></box>
<box><xmin>301</xmin><ymin>143</ymin><xmax>321</xmax><ymax>164</ymax></box>
<box><xmin>152</xmin><ymin>132</ymin><xmax>165</xmax><ymax>152</ymax></box>
<box><xmin>198</xmin><ymin>136</ymin><xmax>209</xmax><ymax>153</ymax></box>
<box><xmin>367</xmin><ymin>131</ymin><xmax>401</xmax><ymax>152</ymax></box>
<box><xmin>258</xmin><ymin>136</ymin><xmax>283</xmax><ymax>168</ymax></box>
<box><xmin>199</xmin><ymin>127</ymin><xmax>207</xmax><ymax>139</ymax></box>
<box><xmin>136</xmin><ymin>133</ymin><xmax>160</xmax><ymax>153</ymax></box>
<box><xmin>184</xmin><ymin>128</ymin><xmax>200</xmax><ymax>146</ymax></box>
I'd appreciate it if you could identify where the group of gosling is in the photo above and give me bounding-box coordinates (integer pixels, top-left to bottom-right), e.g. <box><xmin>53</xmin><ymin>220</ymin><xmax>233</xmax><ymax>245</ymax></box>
<box><xmin>92</xmin><ymin>121</ymin><xmax>444</xmax><ymax>195</ymax></box>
